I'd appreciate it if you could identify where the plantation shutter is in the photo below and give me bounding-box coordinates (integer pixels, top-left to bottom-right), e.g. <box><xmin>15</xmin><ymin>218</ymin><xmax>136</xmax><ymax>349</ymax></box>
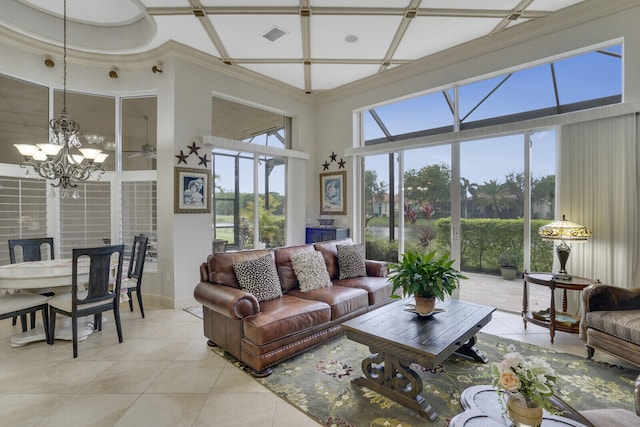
<box><xmin>59</xmin><ymin>181</ymin><xmax>111</xmax><ymax>258</ymax></box>
<box><xmin>0</xmin><ymin>176</ymin><xmax>48</xmax><ymax>265</ymax></box>
<box><xmin>120</xmin><ymin>180</ymin><xmax>156</xmax><ymax>260</ymax></box>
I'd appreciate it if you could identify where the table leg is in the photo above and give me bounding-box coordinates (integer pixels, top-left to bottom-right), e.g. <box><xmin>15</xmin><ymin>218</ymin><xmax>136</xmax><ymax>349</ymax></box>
<box><xmin>454</xmin><ymin>336</ymin><xmax>488</xmax><ymax>363</ymax></box>
<box><xmin>353</xmin><ymin>348</ymin><xmax>438</xmax><ymax>420</ymax></box>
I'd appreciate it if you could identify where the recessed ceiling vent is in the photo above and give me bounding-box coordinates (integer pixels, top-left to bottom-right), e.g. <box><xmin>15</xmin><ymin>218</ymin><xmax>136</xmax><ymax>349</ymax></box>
<box><xmin>262</xmin><ymin>26</ymin><xmax>288</xmax><ymax>42</ymax></box>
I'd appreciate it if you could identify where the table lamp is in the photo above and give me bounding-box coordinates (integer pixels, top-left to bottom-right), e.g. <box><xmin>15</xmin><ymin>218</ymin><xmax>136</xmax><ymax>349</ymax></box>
<box><xmin>538</xmin><ymin>214</ymin><xmax>591</xmax><ymax>280</ymax></box>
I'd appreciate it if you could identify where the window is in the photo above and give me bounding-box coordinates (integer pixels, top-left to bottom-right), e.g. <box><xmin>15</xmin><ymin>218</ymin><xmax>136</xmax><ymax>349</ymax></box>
<box><xmin>121</xmin><ymin>180</ymin><xmax>157</xmax><ymax>262</ymax></box>
<box><xmin>0</xmin><ymin>177</ymin><xmax>47</xmax><ymax>265</ymax></box>
<box><xmin>211</xmin><ymin>96</ymin><xmax>290</xmax><ymax>250</ymax></box>
<box><xmin>59</xmin><ymin>181</ymin><xmax>111</xmax><ymax>258</ymax></box>
<box><xmin>360</xmin><ymin>44</ymin><xmax>618</xmax><ymax>289</ymax></box>
<box><xmin>122</xmin><ymin>97</ymin><xmax>157</xmax><ymax>171</ymax></box>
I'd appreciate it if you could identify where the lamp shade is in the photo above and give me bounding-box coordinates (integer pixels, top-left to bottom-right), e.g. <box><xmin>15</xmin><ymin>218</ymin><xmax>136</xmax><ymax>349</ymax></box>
<box><xmin>538</xmin><ymin>215</ymin><xmax>591</xmax><ymax>241</ymax></box>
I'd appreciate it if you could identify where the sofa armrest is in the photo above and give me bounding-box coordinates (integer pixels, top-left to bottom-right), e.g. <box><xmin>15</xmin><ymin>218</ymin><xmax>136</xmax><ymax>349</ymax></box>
<box><xmin>365</xmin><ymin>260</ymin><xmax>387</xmax><ymax>277</ymax></box>
<box><xmin>194</xmin><ymin>281</ymin><xmax>260</xmax><ymax>319</ymax></box>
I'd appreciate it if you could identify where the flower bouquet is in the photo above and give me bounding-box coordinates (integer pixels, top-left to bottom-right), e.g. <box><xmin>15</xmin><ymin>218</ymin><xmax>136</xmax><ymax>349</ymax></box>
<box><xmin>492</xmin><ymin>352</ymin><xmax>558</xmax><ymax>426</ymax></box>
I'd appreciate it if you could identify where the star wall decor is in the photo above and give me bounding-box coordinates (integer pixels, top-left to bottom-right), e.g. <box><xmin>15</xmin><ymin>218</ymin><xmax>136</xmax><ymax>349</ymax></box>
<box><xmin>198</xmin><ymin>154</ymin><xmax>210</xmax><ymax>167</ymax></box>
<box><xmin>188</xmin><ymin>141</ymin><xmax>201</xmax><ymax>155</ymax></box>
<box><xmin>175</xmin><ymin>150</ymin><xmax>188</xmax><ymax>164</ymax></box>
<box><xmin>321</xmin><ymin>152</ymin><xmax>346</xmax><ymax>171</ymax></box>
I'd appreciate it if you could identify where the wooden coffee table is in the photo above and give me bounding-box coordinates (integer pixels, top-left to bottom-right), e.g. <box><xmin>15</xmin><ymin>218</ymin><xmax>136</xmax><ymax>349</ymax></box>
<box><xmin>341</xmin><ymin>298</ymin><xmax>495</xmax><ymax>420</ymax></box>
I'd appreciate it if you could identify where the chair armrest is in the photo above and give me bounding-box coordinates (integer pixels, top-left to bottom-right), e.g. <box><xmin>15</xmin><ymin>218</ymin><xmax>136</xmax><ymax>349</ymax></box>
<box><xmin>365</xmin><ymin>260</ymin><xmax>387</xmax><ymax>277</ymax></box>
<box><xmin>194</xmin><ymin>282</ymin><xmax>260</xmax><ymax>319</ymax></box>
<box><xmin>582</xmin><ymin>284</ymin><xmax>640</xmax><ymax>313</ymax></box>
<box><xmin>635</xmin><ymin>373</ymin><xmax>640</xmax><ymax>416</ymax></box>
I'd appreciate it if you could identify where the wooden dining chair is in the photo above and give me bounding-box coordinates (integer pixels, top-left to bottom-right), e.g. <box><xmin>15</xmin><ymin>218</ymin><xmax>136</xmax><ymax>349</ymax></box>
<box><xmin>8</xmin><ymin>237</ymin><xmax>55</xmax><ymax>264</ymax></box>
<box><xmin>47</xmin><ymin>244</ymin><xmax>125</xmax><ymax>358</ymax></box>
<box><xmin>0</xmin><ymin>293</ymin><xmax>50</xmax><ymax>340</ymax></box>
<box><xmin>122</xmin><ymin>235</ymin><xmax>149</xmax><ymax>318</ymax></box>
<box><xmin>7</xmin><ymin>237</ymin><xmax>55</xmax><ymax>329</ymax></box>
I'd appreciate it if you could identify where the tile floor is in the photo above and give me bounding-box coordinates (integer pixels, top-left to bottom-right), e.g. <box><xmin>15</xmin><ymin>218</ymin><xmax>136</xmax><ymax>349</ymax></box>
<box><xmin>0</xmin><ymin>298</ymin><xmax>634</xmax><ymax>426</ymax></box>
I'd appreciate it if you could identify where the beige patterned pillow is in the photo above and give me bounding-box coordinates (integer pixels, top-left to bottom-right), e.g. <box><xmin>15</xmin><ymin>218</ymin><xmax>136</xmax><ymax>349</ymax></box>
<box><xmin>291</xmin><ymin>251</ymin><xmax>333</xmax><ymax>292</ymax></box>
<box><xmin>233</xmin><ymin>254</ymin><xmax>283</xmax><ymax>302</ymax></box>
<box><xmin>337</xmin><ymin>244</ymin><xmax>367</xmax><ymax>279</ymax></box>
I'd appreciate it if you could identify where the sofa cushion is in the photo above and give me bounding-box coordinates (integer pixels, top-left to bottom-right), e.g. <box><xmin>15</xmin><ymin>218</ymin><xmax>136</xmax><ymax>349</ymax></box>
<box><xmin>585</xmin><ymin>310</ymin><xmax>640</xmax><ymax>346</ymax></box>
<box><xmin>233</xmin><ymin>254</ymin><xmax>283</xmax><ymax>302</ymax></box>
<box><xmin>243</xmin><ymin>295</ymin><xmax>331</xmax><ymax>345</ymax></box>
<box><xmin>291</xmin><ymin>251</ymin><xmax>333</xmax><ymax>292</ymax></box>
<box><xmin>337</xmin><ymin>243</ymin><xmax>367</xmax><ymax>279</ymax></box>
<box><xmin>208</xmin><ymin>249</ymin><xmax>272</xmax><ymax>288</ymax></box>
<box><xmin>274</xmin><ymin>244</ymin><xmax>316</xmax><ymax>292</ymax></box>
<box><xmin>288</xmin><ymin>285</ymin><xmax>369</xmax><ymax>320</ymax></box>
<box><xmin>333</xmin><ymin>276</ymin><xmax>392</xmax><ymax>306</ymax></box>
<box><xmin>314</xmin><ymin>238</ymin><xmax>354</xmax><ymax>280</ymax></box>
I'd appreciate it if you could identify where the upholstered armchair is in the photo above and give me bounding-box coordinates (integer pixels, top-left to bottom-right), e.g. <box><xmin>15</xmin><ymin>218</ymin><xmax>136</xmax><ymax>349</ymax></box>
<box><xmin>580</xmin><ymin>284</ymin><xmax>640</xmax><ymax>366</ymax></box>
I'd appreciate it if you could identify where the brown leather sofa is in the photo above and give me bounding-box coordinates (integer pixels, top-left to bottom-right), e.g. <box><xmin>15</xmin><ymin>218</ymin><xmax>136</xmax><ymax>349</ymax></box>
<box><xmin>194</xmin><ymin>238</ymin><xmax>392</xmax><ymax>376</ymax></box>
<box><xmin>580</xmin><ymin>283</ymin><xmax>640</xmax><ymax>366</ymax></box>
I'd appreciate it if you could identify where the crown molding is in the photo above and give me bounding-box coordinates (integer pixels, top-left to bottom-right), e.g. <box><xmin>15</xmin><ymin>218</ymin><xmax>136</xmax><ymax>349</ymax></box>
<box><xmin>0</xmin><ymin>26</ymin><xmax>312</xmax><ymax>104</ymax></box>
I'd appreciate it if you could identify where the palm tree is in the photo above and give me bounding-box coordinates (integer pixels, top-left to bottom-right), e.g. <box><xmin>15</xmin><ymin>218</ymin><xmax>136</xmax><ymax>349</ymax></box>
<box><xmin>476</xmin><ymin>179</ymin><xmax>512</xmax><ymax>218</ymax></box>
<box><xmin>460</xmin><ymin>177</ymin><xmax>478</xmax><ymax>218</ymax></box>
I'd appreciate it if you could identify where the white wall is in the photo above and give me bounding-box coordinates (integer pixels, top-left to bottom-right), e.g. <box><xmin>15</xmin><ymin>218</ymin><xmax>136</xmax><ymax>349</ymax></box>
<box><xmin>312</xmin><ymin>6</ymin><xmax>640</xmax><ymax>239</ymax></box>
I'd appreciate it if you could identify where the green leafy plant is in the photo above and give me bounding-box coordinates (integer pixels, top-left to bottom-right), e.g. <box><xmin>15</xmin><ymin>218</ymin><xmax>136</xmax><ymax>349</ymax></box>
<box><xmin>498</xmin><ymin>250</ymin><xmax>519</xmax><ymax>269</ymax></box>
<box><xmin>387</xmin><ymin>250</ymin><xmax>467</xmax><ymax>301</ymax></box>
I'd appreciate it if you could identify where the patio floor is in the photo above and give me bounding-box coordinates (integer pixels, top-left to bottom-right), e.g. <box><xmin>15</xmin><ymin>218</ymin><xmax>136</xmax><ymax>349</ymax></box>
<box><xmin>459</xmin><ymin>271</ymin><xmax>563</xmax><ymax>315</ymax></box>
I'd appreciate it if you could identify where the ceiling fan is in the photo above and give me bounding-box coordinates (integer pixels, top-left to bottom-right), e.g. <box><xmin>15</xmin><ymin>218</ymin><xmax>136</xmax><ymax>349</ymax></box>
<box><xmin>124</xmin><ymin>115</ymin><xmax>157</xmax><ymax>159</ymax></box>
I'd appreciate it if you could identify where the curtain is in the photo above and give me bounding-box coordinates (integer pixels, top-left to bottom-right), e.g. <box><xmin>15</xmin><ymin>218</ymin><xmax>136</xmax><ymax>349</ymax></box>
<box><xmin>557</xmin><ymin>113</ymin><xmax>639</xmax><ymax>288</ymax></box>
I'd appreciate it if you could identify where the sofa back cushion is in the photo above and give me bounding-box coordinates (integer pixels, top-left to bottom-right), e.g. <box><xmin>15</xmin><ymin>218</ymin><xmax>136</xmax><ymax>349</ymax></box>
<box><xmin>207</xmin><ymin>249</ymin><xmax>272</xmax><ymax>288</ymax></box>
<box><xmin>314</xmin><ymin>238</ymin><xmax>354</xmax><ymax>280</ymax></box>
<box><xmin>273</xmin><ymin>244</ymin><xmax>316</xmax><ymax>292</ymax></box>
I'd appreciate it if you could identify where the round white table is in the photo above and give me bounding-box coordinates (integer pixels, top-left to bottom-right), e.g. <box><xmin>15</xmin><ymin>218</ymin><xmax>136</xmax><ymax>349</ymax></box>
<box><xmin>0</xmin><ymin>259</ymin><xmax>123</xmax><ymax>347</ymax></box>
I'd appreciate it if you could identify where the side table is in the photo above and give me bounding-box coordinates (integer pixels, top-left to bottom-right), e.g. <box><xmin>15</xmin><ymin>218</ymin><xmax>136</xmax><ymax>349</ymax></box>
<box><xmin>522</xmin><ymin>272</ymin><xmax>599</xmax><ymax>343</ymax></box>
<box><xmin>449</xmin><ymin>385</ymin><xmax>592</xmax><ymax>426</ymax></box>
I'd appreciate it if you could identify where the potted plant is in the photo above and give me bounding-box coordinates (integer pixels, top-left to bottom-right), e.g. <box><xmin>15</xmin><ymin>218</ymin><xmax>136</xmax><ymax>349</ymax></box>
<box><xmin>498</xmin><ymin>250</ymin><xmax>519</xmax><ymax>280</ymax></box>
<box><xmin>387</xmin><ymin>250</ymin><xmax>467</xmax><ymax>315</ymax></box>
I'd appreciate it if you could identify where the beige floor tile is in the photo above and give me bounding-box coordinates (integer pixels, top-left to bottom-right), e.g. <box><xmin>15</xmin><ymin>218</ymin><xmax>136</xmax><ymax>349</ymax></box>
<box><xmin>194</xmin><ymin>392</ymin><xmax>277</xmax><ymax>427</ymax></box>
<box><xmin>0</xmin><ymin>394</ymin><xmax>67</xmax><ymax>427</ymax></box>
<box><xmin>212</xmin><ymin>364</ymin><xmax>272</xmax><ymax>394</ymax></box>
<box><xmin>114</xmin><ymin>394</ymin><xmax>207</xmax><ymax>427</ymax></box>
<box><xmin>273</xmin><ymin>399</ymin><xmax>322</xmax><ymax>427</ymax></box>
<box><xmin>35</xmin><ymin>394</ymin><xmax>137</xmax><ymax>427</ymax></box>
<box><xmin>146</xmin><ymin>360</ymin><xmax>223</xmax><ymax>393</ymax></box>
<box><xmin>80</xmin><ymin>360</ymin><xmax>168</xmax><ymax>393</ymax></box>
<box><xmin>118</xmin><ymin>338</ymin><xmax>194</xmax><ymax>361</ymax></box>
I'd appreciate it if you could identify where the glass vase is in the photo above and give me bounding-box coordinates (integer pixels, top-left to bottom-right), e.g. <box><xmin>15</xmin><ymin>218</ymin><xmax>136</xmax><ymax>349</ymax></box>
<box><xmin>506</xmin><ymin>393</ymin><xmax>543</xmax><ymax>427</ymax></box>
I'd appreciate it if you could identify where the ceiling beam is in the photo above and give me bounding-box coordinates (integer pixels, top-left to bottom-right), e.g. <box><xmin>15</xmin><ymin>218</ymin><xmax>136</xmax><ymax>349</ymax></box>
<box><xmin>378</xmin><ymin>0</ymin><xmax>422</xmax><ymax>74</ymax></box>
<box><xmin>188</xmin><ymin>0</ymin><xmax>232</xmax><ymax>65</ymax></box>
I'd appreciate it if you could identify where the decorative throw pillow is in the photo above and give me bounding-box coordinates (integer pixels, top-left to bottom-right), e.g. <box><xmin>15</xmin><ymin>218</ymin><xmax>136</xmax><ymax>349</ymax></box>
<box><xmin>290</xmin><ymin>251</ymin><xmax>333</xmax><ymax>292</ymax></box>
<box><xmin>233</xmin><ymin>254</ymin><xmax>283</xmax><ymax>302</ymax></box>
<box><xmin>337</xmin><ymin>244</ymin><xmax>367</xmax><ymax>279</ymax></box>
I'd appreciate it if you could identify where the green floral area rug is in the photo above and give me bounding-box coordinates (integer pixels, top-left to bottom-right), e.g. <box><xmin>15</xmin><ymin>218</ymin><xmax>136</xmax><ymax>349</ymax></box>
<box><xmin>213</xmin><ymin>333</ymin><xmax>639</xmax><ymax>427</ymax></box>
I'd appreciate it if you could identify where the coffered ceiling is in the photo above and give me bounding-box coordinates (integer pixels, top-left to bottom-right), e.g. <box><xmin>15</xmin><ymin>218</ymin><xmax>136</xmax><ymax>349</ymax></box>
<box><xmin>0</xmin><ymin>0</ymin><xmax>611</xmax><ymax>95</ymax></box>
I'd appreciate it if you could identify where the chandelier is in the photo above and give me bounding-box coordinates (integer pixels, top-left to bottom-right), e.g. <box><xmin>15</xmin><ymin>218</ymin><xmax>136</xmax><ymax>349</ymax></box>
<box><xmin>13</xmin><ymin>0</ymin><xmax>107</xmax><ymax>198</ymax></box>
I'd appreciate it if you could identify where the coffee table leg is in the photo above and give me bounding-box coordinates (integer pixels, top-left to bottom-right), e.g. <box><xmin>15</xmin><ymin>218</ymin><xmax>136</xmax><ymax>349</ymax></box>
<box><xmin>454</xmin><ymin>335</ymin><xmax>488</xmax><ymax>363</ymax></box>
<box><xmin>352</xmin><ymin>349</ymin><xmax>438</xmax><ymax>421</ymax></box>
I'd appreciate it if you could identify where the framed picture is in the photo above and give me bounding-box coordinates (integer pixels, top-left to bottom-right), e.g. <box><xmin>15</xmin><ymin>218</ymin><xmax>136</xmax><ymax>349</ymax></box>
<box><xmin>319</xmin><ymin>171</ymin><xmax>346</xmax><ymax>215</ymax></box>
<box><xmin>174</xmin><ymin>167</ymin><xmax>211</xmax><ymax>213</ymax></box>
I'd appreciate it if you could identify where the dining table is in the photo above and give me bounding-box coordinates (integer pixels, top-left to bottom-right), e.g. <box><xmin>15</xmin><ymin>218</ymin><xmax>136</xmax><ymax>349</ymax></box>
<box><xmin>0</xmin><ymin>258</ymin><xmax>127</xmax><ymax>347</ymax></box>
